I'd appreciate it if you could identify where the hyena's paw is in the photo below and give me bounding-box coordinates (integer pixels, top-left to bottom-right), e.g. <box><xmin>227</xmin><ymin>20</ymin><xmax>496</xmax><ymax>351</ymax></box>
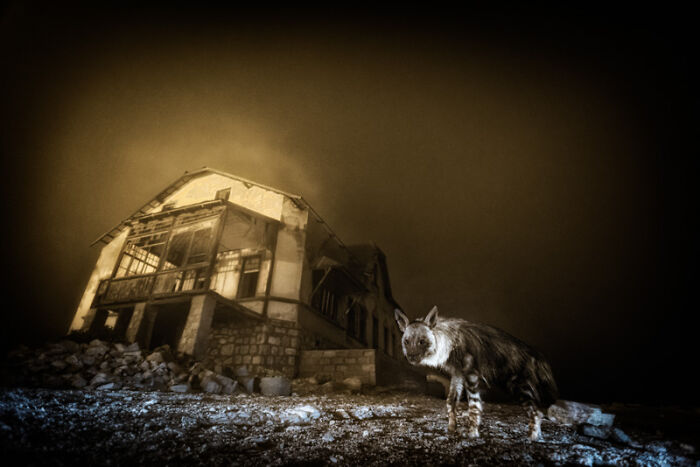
<box><xmin>467</xmin><ymin>427</ymin><xmax>480</xmax><ymax>438</ymax></box>
<box><xmin>447</xmin><ymin>412</ymin><xmax>458</xmax><ymax>433</ymax></box>
<box><xmin>528</xmin><ymin>429</ymin><xmax>541</xmax><ymax>442</ymax></box>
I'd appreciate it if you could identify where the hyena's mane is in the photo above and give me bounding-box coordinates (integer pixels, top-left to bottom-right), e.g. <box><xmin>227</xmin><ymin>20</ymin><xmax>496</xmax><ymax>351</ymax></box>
<box><xmin>434</xmin><ymin>317</ymin><xmax>558</xmax><ymax>408</ymax></box>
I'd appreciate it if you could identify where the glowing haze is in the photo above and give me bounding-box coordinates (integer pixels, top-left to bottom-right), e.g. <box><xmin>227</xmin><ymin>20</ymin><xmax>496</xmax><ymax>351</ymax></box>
<box><xmin>2</xmin><ymin>5</ymin><xmax>694</xmax><ymax>403</ymax></box>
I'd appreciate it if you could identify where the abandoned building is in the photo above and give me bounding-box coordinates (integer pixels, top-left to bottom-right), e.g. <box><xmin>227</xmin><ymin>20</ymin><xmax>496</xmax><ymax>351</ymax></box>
<box><xmin>69</xmin><ymin>168</ymin><xmax>422</xmax><ymax>387</ymax></box>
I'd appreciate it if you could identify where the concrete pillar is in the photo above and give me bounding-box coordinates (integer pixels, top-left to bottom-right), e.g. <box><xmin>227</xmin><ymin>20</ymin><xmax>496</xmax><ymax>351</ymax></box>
<box><xmin>88</xmin><ymin>309</ymin><xmax>109</xmax><ymax>334</ymax></box>
<box><xmin>113</xmin><ymin>308</ymin><xmax>134</xmax><ymax>339</ymax></box>
<box><xmin>125</xmin><ymin>302</ymin><xmax>155</xmax><ymax>348</ymax></box>
<box><xmin>80</xmin><ymin>308</ymin><xmax>99</xmax><ymax>332</ymax></box>
<box><xmin>178</xmin><ymin>294</ymin><xmax>216</xmax><ymax>359</ymax></box>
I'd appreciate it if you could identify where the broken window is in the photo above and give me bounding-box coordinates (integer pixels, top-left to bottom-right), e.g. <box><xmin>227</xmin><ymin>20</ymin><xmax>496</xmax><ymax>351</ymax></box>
<box><xmin>115</xmin><ymin>233</ymin><xmax>167</xmax><ymax>278</ymax></box>
<box><xmin>187</xmin><ymin>228</ymin><xmax>213</xmax><ymax>265</ymax></box>
<box><xmin>162</xmin><ymin>231</ymin><xmax>190</xmax><ymax>270</ymax></box>
<box><xmin>210</xmin><ymin>250</ymin><xmax>240</xmax><ymax>299</ymax></box>
<box><xmin>237</xmin><ymin>255</ymin><xmax>260</xmax><ymax>298</ymax></box>
<box><xmin>162</xmin><ymin>223</ymin><xmax>215</xmax><ymax>270</ymax></box>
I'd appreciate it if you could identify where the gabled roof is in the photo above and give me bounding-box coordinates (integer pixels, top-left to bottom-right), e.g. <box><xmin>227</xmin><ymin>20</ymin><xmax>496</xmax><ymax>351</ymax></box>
<box><xmin>91</xmin><ymin>167</ymin><xmax>343</xmax><ymax>250</ymax></box>
<box><xmin>346</xmin><ymin>243</ymin><xmax>401</xmax><ymax>310</ymax></box>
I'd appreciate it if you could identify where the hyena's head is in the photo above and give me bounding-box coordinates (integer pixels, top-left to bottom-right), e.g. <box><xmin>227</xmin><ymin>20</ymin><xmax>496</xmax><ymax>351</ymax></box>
<box><xmin>394</xmin><ymin>306</ymin><xmax>440</xmax><ymax>366</ymax></box>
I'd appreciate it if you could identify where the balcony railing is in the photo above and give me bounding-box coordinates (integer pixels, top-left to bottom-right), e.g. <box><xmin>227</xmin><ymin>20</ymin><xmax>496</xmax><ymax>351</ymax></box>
<box><xmin>94</xmin><ymin>265</ymin><xmax>210</xmax><ymax>306</ymax></box>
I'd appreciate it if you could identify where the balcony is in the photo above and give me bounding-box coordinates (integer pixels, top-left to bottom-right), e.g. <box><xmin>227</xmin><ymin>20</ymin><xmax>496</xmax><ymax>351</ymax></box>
<box><xmin>92</xmin><ymin>201</ymin><xmax>273</xmax><ymax>307</ymax></box>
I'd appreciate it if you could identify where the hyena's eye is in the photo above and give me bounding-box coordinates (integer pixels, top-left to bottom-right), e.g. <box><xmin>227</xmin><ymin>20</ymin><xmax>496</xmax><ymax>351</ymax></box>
<box><xmin>418</xmin><ymin>339</ymin><xmax>427</xmax><ymax>346</ymax></box>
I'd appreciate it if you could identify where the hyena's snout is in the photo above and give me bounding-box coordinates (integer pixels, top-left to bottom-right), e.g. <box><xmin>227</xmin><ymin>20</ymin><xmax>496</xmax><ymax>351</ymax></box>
<box><xmin>404</xmin><ymin>352</ymin><xmax>423</xmax><ymax>364</ymax></box>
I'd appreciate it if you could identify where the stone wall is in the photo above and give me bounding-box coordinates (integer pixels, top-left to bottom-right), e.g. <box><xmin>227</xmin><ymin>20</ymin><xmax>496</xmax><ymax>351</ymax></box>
<box><xmin>298</xmin><ymin>349</ymin><xmax>377</xmax><ymax>385</ymax></box>
<box><xmin>299</xmin><ymin>348</ymin><xmax>428</xmax><ymax>390</ymax></box>
<box><xmin>206</xmin><ymin>315</ymin><xmax>300</xmax><ymax>378</ymax></box>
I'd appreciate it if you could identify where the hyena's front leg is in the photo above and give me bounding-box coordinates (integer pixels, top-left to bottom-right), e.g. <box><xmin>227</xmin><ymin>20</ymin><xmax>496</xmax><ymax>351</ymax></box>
<box><xmin>465</xmin><ymin>372</ymin><xmax>482</xmax><ymax>438</ymax></box>
<box><xmin>523</xmin><ymin>402</ymin><xmax>543</xmax><ymax>441</ymax></box>
<box><xmin>446</xmin><ymin>376</ymin><xmax>464</xmax><ymax>433</ymax></box>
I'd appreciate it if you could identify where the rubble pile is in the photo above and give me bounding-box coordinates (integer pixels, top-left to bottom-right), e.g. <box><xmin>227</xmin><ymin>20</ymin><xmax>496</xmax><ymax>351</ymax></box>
<box><xmin>547</xmin><ymin>399</ymin><xmax>641</xmax><ymax>447</ymax></box>
<box><xmin>0</xmin><ymin>339</ymin><xmax>369</xmax><ymax>398</ymax></box>
<box><xmin>1</xmin><ymin>339</ymin><xmax>258</xmax><ymax>395</ymax></box>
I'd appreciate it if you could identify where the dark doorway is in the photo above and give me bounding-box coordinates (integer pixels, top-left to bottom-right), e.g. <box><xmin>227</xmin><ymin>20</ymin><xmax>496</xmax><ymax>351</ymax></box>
<box><xmin>149</xmin><ymin>302</ymin><xmax>190</xmax><ymax>350</ymax></box>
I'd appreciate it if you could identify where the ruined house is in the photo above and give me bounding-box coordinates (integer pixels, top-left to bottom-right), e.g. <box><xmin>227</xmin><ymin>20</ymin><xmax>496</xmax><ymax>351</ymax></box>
<box><xmin>69</xmin><ymin>168</ymin><xmax>422</xmax><ymax>387</ymax></box>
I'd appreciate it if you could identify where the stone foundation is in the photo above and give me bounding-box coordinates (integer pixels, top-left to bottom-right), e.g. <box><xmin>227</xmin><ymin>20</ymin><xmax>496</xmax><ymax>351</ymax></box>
<box><xmin>298</xmin><ymin>349</ymin><xmax>377</xmax><ymax>385</ymax></box>
<box><xmin>206</xmin><ymin>314</ymin><xmax>300</xmax><ymax>378</ymax></box>
<box><xmin>299</xmin><ymin>348</ymin><xmax>428</xmax><ymax>390</ymax></box>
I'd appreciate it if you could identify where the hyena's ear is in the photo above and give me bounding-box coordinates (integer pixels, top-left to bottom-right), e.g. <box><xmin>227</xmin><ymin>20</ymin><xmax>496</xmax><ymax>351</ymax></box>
<box><xmin>394</xmin><ymin>309</ymin><xmax>409</xmax><ymax>333</ymax></box>
<box><xmin>424</xmin><ymin>305</ymin><xmax>439</xmax><ymax>328</ymax></box>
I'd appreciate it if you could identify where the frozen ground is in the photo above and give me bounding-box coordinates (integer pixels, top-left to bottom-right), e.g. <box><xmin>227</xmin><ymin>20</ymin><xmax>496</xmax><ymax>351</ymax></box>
<box><xmin>0</xmin><ymin>387</ymin><xmax>697</xmax><ymax>466</ymax></box>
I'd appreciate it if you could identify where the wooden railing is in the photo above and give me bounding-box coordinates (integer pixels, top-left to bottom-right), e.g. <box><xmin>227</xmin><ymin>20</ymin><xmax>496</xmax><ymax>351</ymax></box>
<box><xmin>93</xmin><ymin>264</ymin><xmax>210</xmax><ymax>305</ymax></box>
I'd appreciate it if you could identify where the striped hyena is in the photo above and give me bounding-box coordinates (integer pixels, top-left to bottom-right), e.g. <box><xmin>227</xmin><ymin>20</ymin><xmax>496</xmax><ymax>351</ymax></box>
<box><xmin>395</xmin><ymin>306</ymin><xmax>558</xmax><ymax>440</ymax></box>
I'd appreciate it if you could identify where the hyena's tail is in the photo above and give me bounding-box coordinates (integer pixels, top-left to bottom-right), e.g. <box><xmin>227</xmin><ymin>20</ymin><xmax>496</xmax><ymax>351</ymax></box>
<box><xmin>533</xmin><ymin>358</ymin><xmax>558</xmax><ymax>408</ymax></box>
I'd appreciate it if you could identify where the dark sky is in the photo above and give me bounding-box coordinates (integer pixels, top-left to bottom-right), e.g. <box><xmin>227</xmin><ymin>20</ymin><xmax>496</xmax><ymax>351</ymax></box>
<box><xmin>1</xmin><ymin>4</ymin><xmax>696</xmax><ymax>404</ymax></box>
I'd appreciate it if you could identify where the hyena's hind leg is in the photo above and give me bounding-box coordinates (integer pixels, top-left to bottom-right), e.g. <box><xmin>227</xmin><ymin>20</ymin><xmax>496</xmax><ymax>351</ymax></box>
<box><xmin>517</xmin><ymin>381</ymin><xmax>543</xmax><ymax>440</ymax></box>
<box><xmin>446</xmin><ymin>376</ymin><xmax>464</xmax><ymax>433</ymax></box>
<box><xmin>465</xmin><ymin>373</ymin><xmax>482</xmax><ymax>438</ymax></box>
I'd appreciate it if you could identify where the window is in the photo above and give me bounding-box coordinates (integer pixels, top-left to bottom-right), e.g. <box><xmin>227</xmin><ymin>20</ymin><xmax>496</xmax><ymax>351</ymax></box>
<box><xmin>115</xmin><ymin>233</ymin><xmax>168</xmax><ymax>277</ymax></box>
<box><xmin>162</xmin><ymin>231</ymin><xmax>190</xmax><ymax>270</ymax></box>
<box><xmin>237</xmin><ymin>255</ymin><xmax>261</xmax><ymax>298</ymax></box>
<box><xmin>358</xmin><ymin>307</ymin><xmax>367</xmax><ymax>343</ymax></box>
<box><xmin>104</xmin><ymin>310</ymin><xmax>119</xmax><ymax>329</ymax></box>
<box><xmin>346</xmin><ymin>302</ymin><xmax>367</xmax><ymax>344</ymax></box>
<box><xmin>346</xmin><ymin>304</ymin><xmax>356</xmax><ymax>338</ymax></box>
<box><xmin>215</xmin><ymin>188</ymin><xmax>231</xmax><ymax>201</ymax></box>
<box><xmin>187</xmin><ymin>228</ymin><xmax>213</xmax><ymax>265</ymax></box>
<box><xmin>161</xmin><ymin>225</ymin><xmax>214</xmax><ymax>270</ymax></box>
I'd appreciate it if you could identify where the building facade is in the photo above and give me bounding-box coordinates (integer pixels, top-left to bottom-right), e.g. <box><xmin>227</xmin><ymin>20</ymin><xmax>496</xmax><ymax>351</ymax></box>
<box><xmin>69</xmin><ymin>168</ymin><xmax>416</xmax><ymax>385</ymax></box>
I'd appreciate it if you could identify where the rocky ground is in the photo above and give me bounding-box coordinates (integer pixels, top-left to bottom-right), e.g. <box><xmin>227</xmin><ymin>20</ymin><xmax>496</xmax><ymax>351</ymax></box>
<box><xmin>1</xmin><ymin>338</ymin><xmax>698</xmax><ymax>465</ymax></box>
<box><xmin>1</xmin><ymin>387</ymin><xmax>698</xmax><ymax>466</ymax></box>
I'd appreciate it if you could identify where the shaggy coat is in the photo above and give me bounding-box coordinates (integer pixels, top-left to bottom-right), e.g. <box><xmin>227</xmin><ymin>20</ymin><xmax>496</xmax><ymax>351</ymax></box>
<box><xmin>395</xmin><ymin>306</ymin><xmax>557</xmax><ymax>440</ymax></box>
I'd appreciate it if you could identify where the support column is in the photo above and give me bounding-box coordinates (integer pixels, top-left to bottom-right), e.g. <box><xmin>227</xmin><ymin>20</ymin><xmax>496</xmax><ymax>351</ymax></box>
<box><xmin>178</xmin><ymin>294</ymin><xmax>216</xmax><ymax>359</ymax></box>
<box><xmin>80</xmin><ymin>308</ymin><xmax>99</xmax><ymax>332</ymax></box>
<box><xmin>125</xmin><ymin>302</ymin><xmax>155</xmax><ymax>348</ymax></box>
<box><xmin>88</xmin><ymin>309</ymin><xmax>109</xmax><ymax>334</ymax></box>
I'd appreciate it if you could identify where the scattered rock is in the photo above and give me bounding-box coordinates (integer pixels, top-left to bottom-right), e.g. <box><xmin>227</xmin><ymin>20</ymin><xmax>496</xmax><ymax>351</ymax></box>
<box><xmin>260</xmin><ymin>376</ymin><xmax>291</xmax><ymax>396</ymax></box>
<box><xmin>579</xmin><ymin>423</ymin><xmax>611</xmax><ymax>439</ymax></box>
<box><xmin>96</xmin><ymin>382</ymin><xmax>119</xmax><ymax>391</ymax></box>
<box><xmin>170</xmin><ymin>384</ymin><xmax>190</xmax><ymax>393</ymax></box>
<box><xmin>201</xmin><ymin>376</ymin><xmax>222</xmax><ymax>394</ymax></box>
<box><xmin>342</xmin><ymin>377</ymin><xmax>363</xmax><ymax>393</ymax></box>
<box><xmin>146</xmin><ymin>352</ymin><xmax>165</xmax><ymax>364</ymax></box>
<box><xmin>238</xmin><ymin>376</ymin><xmax>258</xmax><ymax>394</ymax></box>
<box><xmin>90</xmin><ymin>373</ymin><xmax>111</xmax><ymax>386</ymax></box>
<box><xmin>548</xmin><ymin>400</ymin><xmax>615</xmax><ymax>427</ymax></box>
<box><xmin>71</xmin><ymin>375</ymin><xmax>88</xmax><ymax>389</ymax></box>
<box><xmin>352</xmin><ymin>406</ymin><xmax>373</xmax><ymax>420</ymax></box>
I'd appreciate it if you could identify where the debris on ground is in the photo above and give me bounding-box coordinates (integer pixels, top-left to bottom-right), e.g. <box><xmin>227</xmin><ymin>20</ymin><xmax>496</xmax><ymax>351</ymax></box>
<box><xmin>0</xmin><ymin>388</ymin><xmax>698</xmax><ymax>466</ymax></box>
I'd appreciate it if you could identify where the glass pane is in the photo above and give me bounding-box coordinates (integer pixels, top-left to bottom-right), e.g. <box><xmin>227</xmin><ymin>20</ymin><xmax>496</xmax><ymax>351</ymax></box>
<box><xmin>187</xmin><ymin>228</ymin><xmax>212</xmax><ymax>265</ymax></box>
<box><xmin>163</xmin><ymin>232</ymin><xmax>192</xmax><ymax>270</ymax></box>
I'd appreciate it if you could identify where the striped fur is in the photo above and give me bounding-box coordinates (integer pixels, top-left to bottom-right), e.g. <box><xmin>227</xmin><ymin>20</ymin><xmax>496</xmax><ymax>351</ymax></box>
<box><xmin>395</xmin><ymin>306</ymin><xmax>558</xmax><ymax>440</ymax></box>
